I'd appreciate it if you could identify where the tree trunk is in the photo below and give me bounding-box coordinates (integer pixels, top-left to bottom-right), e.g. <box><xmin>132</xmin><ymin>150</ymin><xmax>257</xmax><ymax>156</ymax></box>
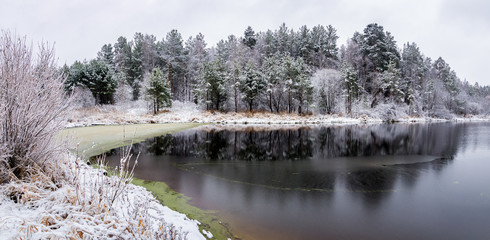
<box><xmin>206</xmin><ymin>91</ymin><xmax>209</xmax><ymax>110</ymax></box>
<box><xmin>346</xmin><ymin>88</ymin><xmax>352</xmax><ymax>115</ymax></box>
<box><xmin>298</xmin><ymin>93</ymin><xmax>303</xmax><ymax>115</ymax></box>
<box><xmin>167</xmin><ymin>64</ymin><xmax>173</xmax><ymax>99</ymax></box>
<box><xmin>153</xmin><ymin>98</ymin><xmax>157</xmax><ymax>115</ymax></box>
<box><xmin>269</xmin><ymin>91</ymin><xmax>273</xmax><ymax>112</ymax></box>
<box><xmin>371</xmin><ymin>88</ymin><xmax>382</xmax><ymax>108</ymax></box>
<box><xmin>234</xmin><ymin>85</ymin><xmax>238</xmax><ymax>112</ymax></box>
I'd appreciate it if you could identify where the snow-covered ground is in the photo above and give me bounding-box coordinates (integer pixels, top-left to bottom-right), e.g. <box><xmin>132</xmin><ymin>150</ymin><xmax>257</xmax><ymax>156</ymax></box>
<box><xmin>0</xmin><ymin>153</ymin><xmax>206</xmax><ymax>239</ymax></box>
<box><xmin>65</xmin><ymin>100</ymin><xmax>490</xmax><ymax>128</ymax></box>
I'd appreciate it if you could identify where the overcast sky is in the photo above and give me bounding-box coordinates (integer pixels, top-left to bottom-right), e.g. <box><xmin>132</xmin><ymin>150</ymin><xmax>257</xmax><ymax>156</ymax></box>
<box><xmin>1</xmin><ymin>0</ymin><xmax>489</xmax><ymax>85</ymax></box>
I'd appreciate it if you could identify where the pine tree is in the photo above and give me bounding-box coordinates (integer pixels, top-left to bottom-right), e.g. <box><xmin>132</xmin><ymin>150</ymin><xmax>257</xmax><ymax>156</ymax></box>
<box><xmin>85</xmin><ymin>60</ymin><xmax>117</xmax><ymax>104</ymax></box>
<box><xmin>114</xmin><ymin>36</ymin><xmax>140</xmax><ymax>100</ymax></box>
<box><xmin>239</xmin><ymin>61</ymin><xmax>266</xmax><ymax>111</ymax></box>
<box><xmin>432</xmin><ymin>57</ymin><xmax>460</xmax><ymax>112</ymax></box>
<box><xmin>424</xmin><ymin>78</ymin><xmax>436</xmax><ymax>115</ymax></box>
<box><xmin>262</xmin><ymin>53</ymin><xmax>283</xmax><ymax>112</ymax></box>
<box><xmin>64</xmin><ymin>61</ymin><xmax>86</xmax><ymax>93</ymax></box>
<box><xmin>223</xmin><ymin>34</ymin><xmax>249</xmax><ymax>112</ymax></box>
<box><xmin>401</xmin><ymin>42</ymin><xmax>427</xmax><ymax>113</ymax></box>
<box><xmin>356</xmin><ymin>23</ymin><xmax>401</xmax><ymax>76</ymax></box>
<box><xmin>384</xmin><ymin>32</ymin><xmax>400</xmax><ymax>67</ymax></box>
<box><xmin>197</xmin><ymin>59</ymin><xmax>228</xmax><ymax>111</ymax></box>
<box><xmin>275</xmin><ymin>23</ymin><xmax>291</xmax><ymax>55</ymax></box>
<box><xmin>146</xmin><ymin>68</ymin><xmax>172</xmax><ymax>114</ymax></box>
<box><xmin>66</xmin><ymin>60</ymin><xmax>117</xmax><ymax>105</ymax></box>
<box><xmin>261</xmin><ymin>29</ymin><xmax>276</xmax><ymax>57</ymax></box>
<box><xmin>325</xmin><ymin>25</ymin><xmax>340</xmax><ymax>68</ymax></box>
<box><xmin>282</xmin><ymin>55</ymin><xmax>311</xmax><ymax>113</ymax></box>
<box><xmin>361</xmin><ymin>23</ymin><xmax>389</xmax><ymax>71</ymax></box>
<box><xmin>158</xmin><ymin>29</ymin><xmax>187</xmax><ymax>100</ymax></box>
<box><xmin>296</xmin><ymin>25</ymin><xmax>311</xmax><ymax>63</ymax></box>
<box><xmin>186</xmin><ymin>33</ymin><xmax>208</xmax><ymax>102</ymax></box>
<box><xmin>97</xmin><ymin>44</ymin><xmax>114</xmax><ymax>68</ymax></box>
<box><xmin>380</xmin><ymin>60</ymin><xmax>403</xmax><ymax>103</ymax></box>
<box><xmin>342</xmin><ymin>63</ymin><xmax>360</xmax><ymax>114</ymax></box>
<box><xmin>242</xmin><ymin>26</ymin><xmax>257</xmax><ymax>49</ymax></box>
<box><xmin>296</xmin><ymin>69</ymin><xmax>314</xmax><ymax>114</ymax></box>
<box><xmin>309</xmin><ymin>25</ymin><xmax>340</xmax><ymax>68</ymax></box>
<box><xmin>231</xmin><ymin>62</ymin><xmax>241</xmax><ymax>112</ymax></box>
<box><xmin>131</xmin><ymin>33</ymin><xmax>144</xmax><ymax>100</ymax></box>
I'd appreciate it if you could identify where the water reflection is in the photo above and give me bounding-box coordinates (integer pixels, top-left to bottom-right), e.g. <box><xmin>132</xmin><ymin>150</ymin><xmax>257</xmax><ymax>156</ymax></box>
<box><xmin>106</xmin><ymin>123</ymin><xmax>463</xmax><ymax>195</ymax></box>
<box><xmin>104</xmin><ymin>123</ymin><xmax>490</xmax><ymax>240</ymax></box>
<box><xmin>163</xmin><ymin>123</ymin><xmax>462</xmax><ymax>159</ymax></box>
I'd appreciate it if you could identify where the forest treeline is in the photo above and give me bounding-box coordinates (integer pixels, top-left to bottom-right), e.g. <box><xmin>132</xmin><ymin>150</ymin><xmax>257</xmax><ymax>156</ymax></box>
<box><xmin>63</xmin><ymin>23</ymin><xmax>490</xmax><ymax>118</ymax></box>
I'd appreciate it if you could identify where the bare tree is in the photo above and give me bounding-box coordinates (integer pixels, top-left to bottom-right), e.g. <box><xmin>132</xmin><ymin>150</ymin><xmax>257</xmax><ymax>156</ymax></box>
<box><xmin>0</xmin><ymin>31</ymin><xmax>69</xmax><ymax>182</ymax></box>
<box><xmin>311</xmin><ymin>68</ymin><xmax>342</xmax><ymax>114</ymax></box>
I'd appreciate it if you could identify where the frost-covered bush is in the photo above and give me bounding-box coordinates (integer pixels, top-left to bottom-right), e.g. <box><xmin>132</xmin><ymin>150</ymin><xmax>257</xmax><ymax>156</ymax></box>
<box><xmin>372</xmin><ymin>103</ymin><xmax>409</xmax><ymax>121</ymax></box>
<box><xmin>429</xmin><ymin>106</ymin><xmax>453</xmax><ymax>119</ymax></box>
<box><xmin>349</xmin><ymin>99</ymin><xmax>371</xmax><ymax>117</ymax></box>
<box><xmin>0</xmin><ymin>31</ymin><xmax>68</xmax><ymax>182</ymax></box>
<box><xmin>114</xmin><ymin>82</ymin><xmax>133</xmax><ymax>104</ymax></box>
<box><xmin>311</xmin><ymin>68</ymin><xmax>343</xmax><ymax>114</ymax></box>
<box><xmin>71</xmin><ymin>86</ymin><xmax>96</xmax><ymax>108</ymax></box>
<box><xmin>114</xmin><ymin>99</ymin><xmax>148</xmax><ymax>115</ymax></box>
<box><xmin>349</xmin><ymin>100</ymin><xmax>409</xmax><ymax>121</ymax></box>
<box><xmin>460</xmin><ymin>101</ymin><xmax>483</xmax><ymax>116</ymax></box>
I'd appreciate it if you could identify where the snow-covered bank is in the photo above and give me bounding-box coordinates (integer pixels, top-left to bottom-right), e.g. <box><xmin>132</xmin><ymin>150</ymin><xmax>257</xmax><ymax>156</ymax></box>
<box><xmin>65</xmin><ymin>101</ymin><xmax>490</xmax><ymax>128</ymax></box>
<box><xmin>0</xmin><ymin>153</ymin><xmax>206</xmax><ymax>239</ymax></box>
<box><xmin>65</xmin><ymin>100</ymin><xmax>381</xmax><ymax>127</ymax></box>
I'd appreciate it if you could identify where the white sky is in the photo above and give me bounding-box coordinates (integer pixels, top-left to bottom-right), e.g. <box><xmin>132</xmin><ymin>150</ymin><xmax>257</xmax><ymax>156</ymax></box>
<box><xmin>1</xmin><ymin>0</ymin><xmax>489</xmax><ymax>86</ymax></box>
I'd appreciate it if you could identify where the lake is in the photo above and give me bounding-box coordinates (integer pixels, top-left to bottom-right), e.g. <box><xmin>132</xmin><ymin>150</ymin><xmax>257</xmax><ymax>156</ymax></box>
<box><xmin>105</xmin><ymin>122</ymin><xmax>490</xmax><ymax>240</ymax></box>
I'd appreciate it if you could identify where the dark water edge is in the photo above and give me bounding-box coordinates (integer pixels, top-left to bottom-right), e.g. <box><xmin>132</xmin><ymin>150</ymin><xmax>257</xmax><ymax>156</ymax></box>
<box><xmin>104</xmin><ymin>122</ymin><xmax>490</xmax><ymax>240</ymax></box>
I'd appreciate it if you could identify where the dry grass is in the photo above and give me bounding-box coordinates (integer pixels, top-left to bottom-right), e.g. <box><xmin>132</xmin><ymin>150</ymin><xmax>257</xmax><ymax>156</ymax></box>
<box><xmin>1</xmin><ymin>148</ymin><xmax>189</xmax><ymax>239</ymax></box>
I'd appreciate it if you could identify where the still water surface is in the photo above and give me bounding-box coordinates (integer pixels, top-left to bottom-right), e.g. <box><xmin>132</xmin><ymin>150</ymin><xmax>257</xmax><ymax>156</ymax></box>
<box><xmin>106</xmin><ymin>123</ymin><xmax>490</xmax><ymax>239</ymax></box>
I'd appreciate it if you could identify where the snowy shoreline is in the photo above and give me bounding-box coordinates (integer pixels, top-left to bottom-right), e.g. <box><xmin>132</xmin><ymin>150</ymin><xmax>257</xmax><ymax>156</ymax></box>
<box><xmin>0</xmin><ymin>153</ymin><xmax>207</xmax><ymax>239</ymax></box>
<box><xmin>65</xmin><ymin>101</ymin><xmax>490</xmax><ymax>128</ymax></box>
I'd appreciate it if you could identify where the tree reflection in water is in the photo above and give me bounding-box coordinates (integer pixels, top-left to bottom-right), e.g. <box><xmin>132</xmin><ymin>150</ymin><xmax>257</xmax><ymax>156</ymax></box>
<box><xmin>106</xmin><ymin>123</ymin><xmax>463</xmax><ymax>197</ymax></box>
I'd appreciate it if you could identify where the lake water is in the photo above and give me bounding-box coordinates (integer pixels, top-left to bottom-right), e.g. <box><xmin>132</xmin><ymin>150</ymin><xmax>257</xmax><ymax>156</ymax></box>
<box><xmin>105</xmin><ymin>122</ymin><xmax>490</xmax><ymax>240</ymax></box>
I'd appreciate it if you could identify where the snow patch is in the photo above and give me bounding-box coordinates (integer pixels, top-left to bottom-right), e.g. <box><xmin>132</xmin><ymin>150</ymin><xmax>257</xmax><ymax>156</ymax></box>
<box><xmin>0</xmin><ymin>154</ymin><xmax>206</xmax><ymax>239</ymax></box>
<box><xmin>202</xmin><ymin>229</ymin><xmax>213</xmax><ymax>239</ymax></box>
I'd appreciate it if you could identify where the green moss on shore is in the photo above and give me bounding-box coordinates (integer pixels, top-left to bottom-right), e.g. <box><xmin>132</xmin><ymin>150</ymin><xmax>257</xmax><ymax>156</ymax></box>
<box><xmin>61</xmin><ymin>123</ymin><xmax>202</xmax><ymax>158</ymax></box>
<box><xmin>131</xmin><ymin>179</ymin><xmax>238</xmax><ymax>240</ymax></box>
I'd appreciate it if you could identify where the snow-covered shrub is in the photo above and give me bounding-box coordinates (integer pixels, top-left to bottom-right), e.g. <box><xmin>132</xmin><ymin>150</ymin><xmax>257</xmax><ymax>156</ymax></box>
<box><xmin>170</xmin><ymin>100</ymin><xmax>200</xmax><ymax>113</ymax></box>
<box><xmin>461</xmin><ymin>101</ymin><xmax>483</xmax><ymax>115</ymax></box>
<box><xmin>372</xmin><ymin>103</ymin><xmax>409</xmax><ymax>121</ymax></box>
<box><xmin>114</xmin><ymin>82</ymin><xmax>133</xmax><ymax>104</ymax></box>
<box><xmin>429</xmin><ymin>106</ymin><xmax>453</xmax><ymax>119</ymax></box>
<box><xmin>115</xmin><ymin>99</ymin><xmax>148</xmax><ymax>115</ymax></box>
<box><xmin>311</xmin><ymin>68</ymin><xmax>343</xmax><ymax>114</ymax></box>
<box><xmin>350</xmin><ymin>99</ymin><xmax>371</xmax><ymax>117</ymax></box>
<box><xmin>0</xmin><ymin>31</ymin><xmax>69</xmax><ymax>183</ymax></box>
<box><xmin>71</xmin><ymin>86</ymin><xmax>96</xmax><ymax>108</ymax></box>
